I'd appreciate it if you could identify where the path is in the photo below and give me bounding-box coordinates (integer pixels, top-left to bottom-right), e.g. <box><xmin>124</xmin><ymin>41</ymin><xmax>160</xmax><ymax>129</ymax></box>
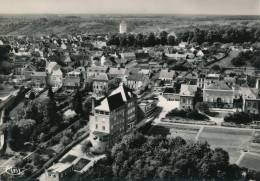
<box><xmin>195</xmin><ymin>126</ymin><xmax>204</xmax><ymax>141</ymax></box>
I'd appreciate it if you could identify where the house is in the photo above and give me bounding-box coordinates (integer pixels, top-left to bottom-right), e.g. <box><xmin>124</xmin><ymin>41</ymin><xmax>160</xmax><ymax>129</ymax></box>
<box><xmin>203</xmin><ymin>80</ymin><xmax>234</xmax><ymax>109</ymax></box>
<box><xmin>63</xmin><ymin>73</ymin><xmax>81</xmax><ymax>90</ymax></box>
<box><xmin>22</xmin><ymin>64</ymin><xmax>37</xmax><ymax>80</ymax></box>
<box><xmin>120</xmin><ymin>52</ymin><xmax>136</xmax><ymax>62</ymax></box>
<box><xmin>158</xmin><ymin>69</ymin><xmax>176</xmax><ymax>85</ymax></box>
<box><xmin>165</xmin><ymin>53</ymin><xmax>187</xmax><ymax>60</ymax></box>
<box><xmin>184</xmin><ymin>72</ymin><xmax>198</xmax><ymax>85</ymax></box>
<box><xmin>86</xmin><ymin>65</ymin><xmax>108</xmax><ymax>80</ymax></box>
<box><xmin>30</xmin><ymin>72</ymin><xmax>47</xmax><ymax>88</ymax></box>
<box><xmin>45</xmin><ymin>162</ymin><xmax>74</xmax><ymax>181</ymax></box>
<box><xmin>126</xmin><ymin>73</ymin><xmax>149</xmax><ymax>94</ymax></box>
<box><xmin>108</xmin><ymin>67</ymin><xmax>127</xmax><ymax>80</ymax></box>
<box><xmin>92</xmin><ymin>73</ymin><xmax>109</xmax><ymax>98</ymax></box>
<box><xmin>89</xmin><ymin>84</ymin><xmax>137</xmax><ymax>152</ymax></box>
<box><xmin>162</xmin><ymin>87</ymin><xmax>180</xmax><ymax>101</ymax></box>
<box><xmin>179</xmin><ymin>84</ymin><xmax>198</xmax><ymax>110</ymax></box>
<box><xmin>46</xmin><ymin>62</ymin><xmax>63</xmax><ymax>89</ymax></box>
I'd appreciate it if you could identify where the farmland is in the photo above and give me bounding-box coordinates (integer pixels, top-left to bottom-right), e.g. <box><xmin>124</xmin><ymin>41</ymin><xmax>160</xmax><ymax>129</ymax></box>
<box><xmin>0</xmin><ymin>14</ymin><xmax>260</xmax><ymax>36</ymax></box>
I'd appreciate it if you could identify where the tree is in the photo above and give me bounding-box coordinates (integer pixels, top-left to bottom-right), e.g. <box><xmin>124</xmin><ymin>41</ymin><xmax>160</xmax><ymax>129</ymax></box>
<box><xmin>47</xmin><ymin>86</ymin><xmax>54</xmax><ymax>99</ymax></box>
<box><xmin>145</xmin><ymin>32</ymin><xmax>156</xmax><ymax>47</ymax></box>
<box><xmin>159</xmin><ymin>31</ymin><xmax>168</xmax><ymax>45</ymax></box>
<box><xmin>60</xmin><ymin>135</ymin><xmax>71</xmax><ymax>147</ymax></box>
<box><xmin>196</xmin><ymin>102</ymin><xmax>210</xmax><ymax>113</ymax></box>
<box><xmin>73</xmin><ymin>89</ymin><xmax>83</xmax><ymax>115</ymax></box>
<box><xmin>83</xmin><ymin>132</ymin><xmax>242</xmax><ymax>181</ymax></box>
<box><xmin>81</xmin><ymin>140</ymin><xmax>92</xmax><ymax>154</ymax></box>
<box><xmin>167</xmin><ymin>35</ymin><xmax>176</xmax><ymax>46</ymax></box>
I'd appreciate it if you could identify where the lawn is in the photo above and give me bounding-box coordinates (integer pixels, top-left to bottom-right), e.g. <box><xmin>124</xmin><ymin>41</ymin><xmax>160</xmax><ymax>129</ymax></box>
<box><xmin>209</xmin><ymin>50</ymin><xmax>240</xmax><ymax>68</ymax></box>
<box><xmin>198</xmin><ymin>127</ymin><xmax>253</xmax><ymax>163</ymax></box>
<box><xmin>239</xmin><ymin>153</ymin><xmax>260</xmax><ymax>171</ymax></box>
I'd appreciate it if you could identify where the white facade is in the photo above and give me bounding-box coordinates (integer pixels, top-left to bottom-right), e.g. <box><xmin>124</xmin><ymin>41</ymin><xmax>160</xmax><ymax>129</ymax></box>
<box><xmin>119</xmin><ymin>21</ymin><xmax>127</xmax><ymax>34</ymax></box>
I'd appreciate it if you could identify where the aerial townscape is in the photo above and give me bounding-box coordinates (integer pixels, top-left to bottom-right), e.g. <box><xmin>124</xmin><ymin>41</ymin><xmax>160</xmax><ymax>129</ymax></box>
<box><xmin>0</xmin><ymin>3</ymin><xmax>260</xmax><ymax>181</ymax></box>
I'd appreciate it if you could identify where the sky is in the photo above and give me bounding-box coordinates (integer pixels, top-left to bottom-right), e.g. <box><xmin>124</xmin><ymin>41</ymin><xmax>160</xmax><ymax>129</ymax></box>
<box><xmin>0</xmin><ymin>0</ymin><xmax>259</xmax><ymax>15</ymax></box>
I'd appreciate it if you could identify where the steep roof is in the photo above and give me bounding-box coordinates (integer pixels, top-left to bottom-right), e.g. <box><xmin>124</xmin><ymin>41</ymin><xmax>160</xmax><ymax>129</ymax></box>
<box><xmin>107</xmin><ymin>93</ymin><xmax>125</xmax><ymax>111</ymax></box>
<box><xmin>110</xmin><ymin>83</ymin><xmax>134</xmax><ymax>102</ymax></box>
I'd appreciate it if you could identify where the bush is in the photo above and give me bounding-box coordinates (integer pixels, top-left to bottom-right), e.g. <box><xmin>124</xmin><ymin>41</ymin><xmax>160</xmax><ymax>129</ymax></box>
<box><xmin>224</xmin><ymin>112</ymin><xmax>253</xmax><ymax>124</ymax></box>
<box><xmin>166</xmin><ymin>109</ymin><xmax>209</xmax><ymax>121</ymax></box>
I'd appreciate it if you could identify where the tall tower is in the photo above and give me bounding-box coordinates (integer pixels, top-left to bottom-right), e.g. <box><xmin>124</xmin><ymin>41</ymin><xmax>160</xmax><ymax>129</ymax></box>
<box><xmin>119</xmin><ymin>21</ymin><xmax>127</xmax><ymax>34</ymax></box>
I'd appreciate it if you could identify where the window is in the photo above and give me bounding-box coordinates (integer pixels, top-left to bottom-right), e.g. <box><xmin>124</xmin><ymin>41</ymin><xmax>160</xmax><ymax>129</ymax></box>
<box><xmin>102</xmin><ymin>126</ymin><xmax>105</xmax><ymax>130</ymax></box>
<box><xmin>96</xmin><ymin>124</ymin><xmax>98</xmax><ymax>129</ymax></box>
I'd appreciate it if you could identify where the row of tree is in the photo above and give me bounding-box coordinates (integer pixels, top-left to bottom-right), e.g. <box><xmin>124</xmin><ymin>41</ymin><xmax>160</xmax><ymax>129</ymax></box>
<box><xmin>107</xmin><ymin>26</ymin><xmax>260</xmax><ymax>47</ymax></box>
<box><xmin>231</xmin><ymin>50</ymin><xmax>260</xmax><ymax>68</ymax></box>
<box><xmin>178</xmin><ymin>26</ymin><xmax>260</xmax><ymax>44</ymax></box>
<box><xmin>107</xmin><ymin>31</ymin><xmax>176</xmax><ymax>47</ymax></box>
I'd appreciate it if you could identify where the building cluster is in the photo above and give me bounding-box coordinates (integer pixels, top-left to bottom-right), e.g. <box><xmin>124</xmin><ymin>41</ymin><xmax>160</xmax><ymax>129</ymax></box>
<box><xmin>0</xmin><ymin>21</ymin><xmax>259</xmax><ymax>156</ymax></box>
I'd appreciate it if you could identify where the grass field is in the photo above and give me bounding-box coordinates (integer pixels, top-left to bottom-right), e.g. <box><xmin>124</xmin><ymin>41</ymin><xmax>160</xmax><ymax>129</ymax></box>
<box><xmin>239</xmin><ymin>153</ymin><xmax>260</xmax><ymax>171</ymax></box>
<box><xmin>198</xmin><ymin>127</ymin><xmax>253</xmax><ymax>163</ymax></box>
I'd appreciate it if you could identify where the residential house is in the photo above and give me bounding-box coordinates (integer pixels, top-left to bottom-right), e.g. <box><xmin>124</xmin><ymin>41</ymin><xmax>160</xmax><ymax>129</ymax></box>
<box><xmin>158</xmin><ymin>69</ymin><xmax>176</xmax><ymax>85</ymax></box>
<box><xmin>126</xmin><ymin>73</ymin><xmax>149</xmax><ymax>94</ymax></box>
<box><xmin>120</xmin><ymin>52</ymin><xmax>136</xmax><ymax>62</ymax></box>
<box><xmin>45</xmin><ymin>162</ymin><xmax>74</xmax><ymax>181</ymax></box>
<box><xmin>22</xmin><ymin>64</ymin><xmax>37</xmax><ymax>80</ymax></box>
<box><xmin>30</xmin><ymin>71</ymin><xmax>47</xmax><ymax>88</ymax></box>
<box><xmin>63</xmin><ymin>70</ymin><xmax>81</xmax><ymax>90</ymax></box>
<box><xmin>86</xmin><ymin>65</ymin><xmax>108</xmax><ymax>81</ymax></box>
<box><xmin>92</xmin><ymin>73</ymin><xmax>109</xmax><ymax>98</ymax></box>
<box><xmin>162</xmin><ymin>87</ymin><xmax>180</xmax><ymax>101</ymax></box>
<box><xmin>179</xmin><ymin>84</ymin><xmax>198</xmax><ymax>110</ymax></box>
<box><xmin>108</xmin><ymin>67</ymin><xmax>127</xmax><ymax>80</ymax></box>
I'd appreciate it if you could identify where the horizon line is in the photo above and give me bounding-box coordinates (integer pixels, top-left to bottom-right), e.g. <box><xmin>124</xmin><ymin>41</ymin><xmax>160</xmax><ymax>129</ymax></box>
<box><xmin>0</xmin><ymin>13</ymin><xmax>259</xmax><ymax>16</ymax></box>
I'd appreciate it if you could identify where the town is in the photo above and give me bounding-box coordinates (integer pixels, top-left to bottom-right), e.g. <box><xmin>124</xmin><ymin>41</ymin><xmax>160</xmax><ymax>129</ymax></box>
<box><xmin>0</xmin><ymin>15</ymin><xmax>260</xmax><ymax>181</ymax></box>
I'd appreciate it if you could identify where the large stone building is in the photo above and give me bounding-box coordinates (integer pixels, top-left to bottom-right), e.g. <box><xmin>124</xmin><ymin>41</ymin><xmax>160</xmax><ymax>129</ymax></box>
<box><xmin>89</xmin><ymin>84</ymin><xmax>137</xmax><ymax>153</ymax></box>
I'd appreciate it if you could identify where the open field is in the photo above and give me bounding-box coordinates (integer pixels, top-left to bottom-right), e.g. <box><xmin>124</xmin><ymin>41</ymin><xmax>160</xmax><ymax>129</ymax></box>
<box><xmin>209</xmin><ymin>50</ymin><xmax>240</xmax><ymax>68</ymax></box>
<box><xmin>239</xmin><ymin>153</ymin><xmax>260</xmax><ymax>171</ymax></box>
<box><xmin>198</xmin><ymin>127</ymin><xmax>253</xmax><ymax>163</ymax></box>
<box><xmin>0</xmin><ymin>14</ymin><xmax>260</xmax><ymax>36</ymax></box>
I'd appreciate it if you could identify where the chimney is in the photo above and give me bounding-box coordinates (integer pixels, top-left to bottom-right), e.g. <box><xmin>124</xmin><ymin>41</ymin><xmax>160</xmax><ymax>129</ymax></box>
<box><xmin>91</xmin><ymin>97</ymin><xmax>95</xmax><ymax>115</ymax></box>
